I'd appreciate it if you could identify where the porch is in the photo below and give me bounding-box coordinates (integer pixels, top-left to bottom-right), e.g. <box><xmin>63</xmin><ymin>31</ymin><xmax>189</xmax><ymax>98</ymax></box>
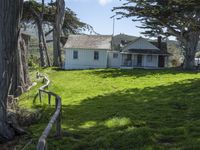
<box><xmin>121</xmin><ymin>53</ymin><xmax>167</xmax><ymax>68</ymax></box>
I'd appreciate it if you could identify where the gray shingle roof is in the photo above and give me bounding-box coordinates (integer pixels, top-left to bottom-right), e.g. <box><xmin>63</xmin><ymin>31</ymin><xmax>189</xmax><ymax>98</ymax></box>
<box><xmin>122</xmin><ymin>37</ymin><xmax>170</xmax><ymax>55</ymax></box>
<box><xmin>64</xmin><ymin>34</ymin><xmax>112</xmax><ymax>50</ymax></box>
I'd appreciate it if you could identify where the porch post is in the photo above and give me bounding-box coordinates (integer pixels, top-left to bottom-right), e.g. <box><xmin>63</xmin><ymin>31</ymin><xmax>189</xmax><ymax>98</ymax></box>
<box><xmin>143</xmin><ymin>55</ymin><xmax>146</xmax><ymax>67</ymax></box>
<box><xmin>131</xmin><ymin>54</ymin><xmax>134</xmax><ymax>67</ymax></box>
<box><xmin>121</xmin><ymin>54</ymin><xmax>123</xmax><ymax>67</ymax></box>
<box><xmin>157</xmin><ymin>55</ymin><xmax>159</xmax><ymax>68</ymax></box>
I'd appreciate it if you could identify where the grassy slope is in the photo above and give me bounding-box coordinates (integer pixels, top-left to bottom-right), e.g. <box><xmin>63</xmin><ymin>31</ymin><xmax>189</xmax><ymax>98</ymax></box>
<box><xmin>19</xmin><ymin>68</ymin><xmax>200</xmax><ymax>150</ymax></box>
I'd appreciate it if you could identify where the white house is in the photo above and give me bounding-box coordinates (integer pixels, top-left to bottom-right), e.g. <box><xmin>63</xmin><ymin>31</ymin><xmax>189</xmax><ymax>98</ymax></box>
<box><xmin>119</xmin><ymin>37</ymin><xmax>170</xmax><ymax>68</ymax></box>
<box><xmin>64</xmin><ymin>35</ymin><xmax>170</xmax><ymax>70</ymax></box>
<box><xmin>64</xmin><ymin>35</ymin><xmax>112</xmax><ymax>69</ymax></box>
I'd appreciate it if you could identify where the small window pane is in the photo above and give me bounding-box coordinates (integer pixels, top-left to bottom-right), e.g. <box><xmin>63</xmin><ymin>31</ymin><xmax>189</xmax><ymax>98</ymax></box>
<box><xmin>94</xmin><ymin>51</ymin><xmax>99</xmax><ymax>60</ymax></box>
<box><xmin>113</xmin><ymin>53</ymin><xmax>118</xmax><ymax>58</ymax></box>
<box><xmin>73</xmin><ymin>51</ymin><xmax>78</xmax><ymax>59</ymax></box>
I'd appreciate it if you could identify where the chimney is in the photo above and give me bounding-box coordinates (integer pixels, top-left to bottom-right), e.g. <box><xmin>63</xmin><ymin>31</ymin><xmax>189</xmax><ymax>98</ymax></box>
<box><xmin>158</xmin><ymin>36</ymin><xmax>162</xmax><ymax>50</ymax></box>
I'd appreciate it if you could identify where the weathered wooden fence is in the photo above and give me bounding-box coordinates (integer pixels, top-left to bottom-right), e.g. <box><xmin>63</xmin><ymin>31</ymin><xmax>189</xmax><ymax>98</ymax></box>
<box><xmin>36</xmin><ymin>74</ymin><xmax>62</xmax><ymax>150</ymax></box>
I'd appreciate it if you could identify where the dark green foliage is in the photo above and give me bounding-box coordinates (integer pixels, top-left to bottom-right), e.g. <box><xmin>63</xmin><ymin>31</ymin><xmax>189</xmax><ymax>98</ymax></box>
<box><xmin>114</xmin><ymin>0</ymin><xmax>200</xmax><ymax>69</ymax></box>
<box><xmin>114</xmin><ymin>0</ymin><xmax>200</xmax><ymax>37</ymax></box>
<box><xmin>22</xmin><ymin>0</ymin><xmax>93</xmax><ymax>34</ymax></box>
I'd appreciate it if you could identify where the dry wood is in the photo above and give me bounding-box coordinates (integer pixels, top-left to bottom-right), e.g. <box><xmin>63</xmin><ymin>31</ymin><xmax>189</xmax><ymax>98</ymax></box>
<box><xmin>36</xmin><ymin>74</ymin><xmax>62</xmax><ymax>150</ymax></box>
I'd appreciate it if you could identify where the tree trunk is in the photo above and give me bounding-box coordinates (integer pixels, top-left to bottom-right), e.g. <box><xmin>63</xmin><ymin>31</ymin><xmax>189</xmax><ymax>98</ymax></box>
<box><xmin>37</xmin><ymin>20</ymin><xmax>47</xmax><ymax>67</ymax></box>
<box><xmin>41</xmin><ymin>29</ymin><xmax>51</xmax><ymax>66</ymax></box>
<box><xmin>0</xmin><ymin>0</ymin><xmax>23</xmax><ymax>141</ymax></box>
<box><xmin>182</xmin><ymin>32</ymin><xmax>200</xmax><ymax>70</ymax></box>
<box><xmin>53</xmin><ymin>0</ymin><xmax>65</xmax><ymax>67</ymax></box>
<box><xmin>31</xmin><ymin>6</ymin><xmax>49</xmax><ymax>67</ymax></box>
<box><xmin>10</xmin><ymin>33</ymin><xmax>31</xmax><ymax>96</ymax></box>
<box><xmin>20</xmin><ymin>33</ymin><xmax>31</xmax><ymax>88</ymax></box>
<box><xmin>41</xmin><ymin>0</ymin><xmax>51</xmax><ymax>67</ymax></box>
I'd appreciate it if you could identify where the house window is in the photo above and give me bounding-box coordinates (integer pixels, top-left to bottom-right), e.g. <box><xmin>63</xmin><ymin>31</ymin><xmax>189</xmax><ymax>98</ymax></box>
<box><xmin>147</xmin><ymin>55</ymin><xmax>153</xmax><ymax>62</ymax></box>
<box><xmin>73</xmin><ymin>51</ymin><xmax>78</xmax><ymax>59</ymax></box>
<box><xmin>127</xmin><ymin>54</ymin><xmax>132</xmax><ymax>60</ymax></box>
<box><xmin>113</xmin><ymin>53</ymin><xmax>118</xmax><ymax>58</ymax></box>
<box><xmin>94</xmin><ymin>51</ymin><xmax>99</xmax><ymax>60</ymax></box>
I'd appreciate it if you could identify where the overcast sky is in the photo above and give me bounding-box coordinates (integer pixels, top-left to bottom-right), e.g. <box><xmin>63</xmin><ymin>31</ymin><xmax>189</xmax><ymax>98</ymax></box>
<box><xmin>66</xmin><ymin>0</ymin><xmax>144</xmax><ymax>36</ymax></box>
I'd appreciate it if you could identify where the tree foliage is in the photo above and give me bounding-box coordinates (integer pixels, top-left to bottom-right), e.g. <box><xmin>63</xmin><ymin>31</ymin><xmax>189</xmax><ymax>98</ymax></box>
<box><xmin>114</xmin><ymin>0</ymin><xmax>200</xmax><ymax>69</ymax></box>
<box><xmin>22</xmin><ymin>0</ymin><xmax>93</xmax><ymax>35</ymax></box>
<box><xmin>114</xmin><ymin>0</ymin><xmax>200</xmax><ymax>37</ymax></box>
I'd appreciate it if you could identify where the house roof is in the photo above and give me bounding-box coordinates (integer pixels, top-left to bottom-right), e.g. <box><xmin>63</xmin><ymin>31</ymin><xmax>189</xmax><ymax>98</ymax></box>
<box><xmin>122</xmin><ymin>37</ymin><xmax>170</xmax><ymax>55</ymax></box>
<box><xmin>122</xmin><ymin>49</ymin><xmax>169</xmax><ymax>55</ymax></box>
<box><xmin>64</xmin><ymin>34</ymin><xmax>112</xmax><ymax>50</ymax></box>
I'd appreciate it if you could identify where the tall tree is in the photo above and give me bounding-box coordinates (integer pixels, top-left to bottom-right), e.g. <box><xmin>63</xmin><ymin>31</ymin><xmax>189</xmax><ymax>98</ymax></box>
<box><xmin>114</xmin><ymin>0</ymin><xmax>200</xmax><ymax>70</ymax></box>
<box><xmin>10</xmin><ymin>33</ymin><xmax>31</xmax><ymax>97</ymax></box>
<box><xmin>22</xmin><ymin>1</ymin><xmax>93</xmax><ymax>36</ymax></box>
<box><xmin>0</xmin><ymin>0</ymin><xmax>23</xmax><ymax>141</ymax></box>
<box><xmin>28</xmin><ymin>0</ymin><xmax>50</xmax><ymax>67</ymax></box>
<box><xmin>22</xmin><ymin>1</ymin><xmax>94</xmax><ymax>66</ymax></box>
<box><xmin>53</xmin><ymin>0</ymin><xmax>65</xmax><ymax>67</ymax></box>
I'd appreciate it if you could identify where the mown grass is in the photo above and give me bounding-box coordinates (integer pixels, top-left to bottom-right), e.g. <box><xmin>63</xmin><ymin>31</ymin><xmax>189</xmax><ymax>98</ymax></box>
<box><xmin>18</xmin><ymin>68</ymin><xmax>200</xmax><ymax>149</ymax></box>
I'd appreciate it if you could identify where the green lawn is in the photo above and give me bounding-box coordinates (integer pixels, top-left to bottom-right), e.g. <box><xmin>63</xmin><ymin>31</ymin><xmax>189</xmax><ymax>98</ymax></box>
<box><xmin>18</xmin><ymin>68</ymin><xmax>200</xmax><ymax>149</ymax></box>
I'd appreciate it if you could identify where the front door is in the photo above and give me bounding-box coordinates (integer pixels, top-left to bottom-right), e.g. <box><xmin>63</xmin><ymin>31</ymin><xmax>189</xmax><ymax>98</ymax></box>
<box><xmin>137</xmin><ymin>55</ymin><xmax>142</xmax><ymax>66</ymax></box>
<box><xmin>158</xmin><ymin>56</ymin><xmax>165</xmax><ymax>67</ymax></box>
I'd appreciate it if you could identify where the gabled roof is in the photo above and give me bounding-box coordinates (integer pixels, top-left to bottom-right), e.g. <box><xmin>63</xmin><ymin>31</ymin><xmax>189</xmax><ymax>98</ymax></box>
<box><xmin>122</xmin><ymin>37</ymin><xmax>159</xmax><ymax>51</ymax></box>
<box><xmin>122</xmin><ymin>37</ymin><xmax>170</xmax><ymax>55</ymax></box>
<box><xmin>64</xmin><ymin>34</ymin><xmax>112</xmax><ymax>50</ymax></box>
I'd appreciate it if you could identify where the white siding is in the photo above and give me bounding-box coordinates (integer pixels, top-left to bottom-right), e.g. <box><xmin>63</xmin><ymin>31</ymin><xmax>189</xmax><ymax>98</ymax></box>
<box><xmin>123</xmin><ymin>38</ymin><xmax>159</xmax><ymax>51</ymax></box>
<box><xmin>108</xmin><ymin>51</ymin><xmax>121</xmax><ymax>68</ymax></box>
<box><xmin>65</xmin><ymin>49</ymin><xmax>108</xmax><ymax>69</ymax></box>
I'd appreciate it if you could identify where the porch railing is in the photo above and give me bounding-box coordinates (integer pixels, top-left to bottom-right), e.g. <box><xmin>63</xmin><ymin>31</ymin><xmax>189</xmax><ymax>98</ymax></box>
<box><xmin>122</xmin><ymin>60</ymin><xmax>133</xmax><ymax>67</ymax></box>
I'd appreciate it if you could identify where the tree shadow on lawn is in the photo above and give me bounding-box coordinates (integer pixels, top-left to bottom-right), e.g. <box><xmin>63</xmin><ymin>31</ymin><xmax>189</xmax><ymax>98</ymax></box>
<box><xmin>85</xmin><ymin>68</ymin><xmax>200</xmax><ymax>79</ymax></box>
<box><xmin>27</xmin><ymin>78</ymin><xmax>200</xmax><ymax>150</ymax></box>
<box><xmin>55</xmin><ymin>78</ymin><xmax>200</xmax><ymax>150</ymax></box>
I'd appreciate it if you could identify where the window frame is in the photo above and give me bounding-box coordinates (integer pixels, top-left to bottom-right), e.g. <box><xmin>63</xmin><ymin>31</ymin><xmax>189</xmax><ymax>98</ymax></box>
<box><xmin>113</xmin><ymin>53</ymin><xmax>118</xmax><ymax>59</ymax></box>
<box><xmin>73</xmin><ymin>50</ymin><xmax>78</xmax><ymax>59</ymax></box>
<box><xmin>94</xmin><ymin>51</ymin><xmax>99</xmax><ymax>60</ymax></box>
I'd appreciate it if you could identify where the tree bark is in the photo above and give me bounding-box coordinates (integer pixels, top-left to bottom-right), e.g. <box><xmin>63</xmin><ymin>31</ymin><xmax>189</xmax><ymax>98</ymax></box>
<box><xmin>181</xmin><ymin>32</ymin><xmax>200</xmax><ymax>70</ymax></box>
<box><xmin>20</xmin><ymin>33</ymin><xmax>31</xmax><ymax>87</ymax></box>
<box><xmin>0</xmin><ymin>0</ymin><xmax>23</xmax><ymax>141</ymax></box>
<box><xmin>31</xmin><ymin>7</ymin><xmax>50</xmax><ymax>67</ymax></box>
<box><xmin>41</xmin><ymin>28</ymin><xmax>51</xmax><ymax>66</ymax></box>
<box><xmin>41</xmin><ymin>0</ymin><xmax>51</xmax><ymax>67</ymax></box>
<box><xmin>10</xmin><ymin>33</ymin><xmax>31</xmax><ymax>96</ymax></box>
<box><xmin>37</xmin><ymin>19</ymin><xmax>47</xmax><ymax>67</ymax></box>
<box><xmin>53</xmin><ymin>0</ymin><xmax>65</xmax><ymax>67</ymax></box>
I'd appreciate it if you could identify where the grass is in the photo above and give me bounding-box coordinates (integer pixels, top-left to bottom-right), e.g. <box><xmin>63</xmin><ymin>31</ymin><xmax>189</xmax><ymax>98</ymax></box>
<box><xmin>18</xmin><ymin>68</ymin><xmax>200</xmax><ymax>149</ymax></box>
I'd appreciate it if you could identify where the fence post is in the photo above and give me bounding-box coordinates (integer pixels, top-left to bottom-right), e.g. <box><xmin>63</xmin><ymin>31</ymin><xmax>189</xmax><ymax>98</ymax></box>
<box><xmin>48</xmin><ymin>93</ymin><xmax>51</xmax><ymax>105</ymax></box>
<box><xmin>56</xmin><ymin>97</ymin><xmax>61</xmax><ymax>137</ymax></box>
<box><xmin>39</xmin><ymin>90</ymin><xmax>42</xmax><ymax>103</ymax></box>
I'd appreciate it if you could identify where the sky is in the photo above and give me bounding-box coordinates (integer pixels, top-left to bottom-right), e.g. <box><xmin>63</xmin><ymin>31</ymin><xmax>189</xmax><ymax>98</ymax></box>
<box><xmin>66</xmin><ymin>0</ymin><xmax>144</xmax><ymax>36</ymax></box>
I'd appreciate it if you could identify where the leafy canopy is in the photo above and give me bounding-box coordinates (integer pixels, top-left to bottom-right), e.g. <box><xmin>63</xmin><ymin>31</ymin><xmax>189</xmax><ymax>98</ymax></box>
<box><xmin>22</xmin><ymin>0</ymin><xmax>94</xmax><ymax>34</ymax></box>
<box><xmin>114</xmin><ymin>0</ymin><xmax>200</xmax><ymax>40</ymax></box>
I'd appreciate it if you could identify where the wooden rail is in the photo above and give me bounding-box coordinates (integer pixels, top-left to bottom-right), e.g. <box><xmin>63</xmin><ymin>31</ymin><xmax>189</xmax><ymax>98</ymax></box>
<box><xmin>36</xmin><ymin>73</ymin><xmax>62</xmax><ymax>150</ymax></box>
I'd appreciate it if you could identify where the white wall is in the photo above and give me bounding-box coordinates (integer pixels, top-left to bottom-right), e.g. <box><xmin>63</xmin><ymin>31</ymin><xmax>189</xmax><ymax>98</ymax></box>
<box><xmin>65</xmin><ymin>49</ymin><xmax>108</xmax><ymax>69</ymax></box>
<box><xmin>108</xmin><ymin>51</ymin><xmax>121</xmax><ymax>68</ymax></box>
